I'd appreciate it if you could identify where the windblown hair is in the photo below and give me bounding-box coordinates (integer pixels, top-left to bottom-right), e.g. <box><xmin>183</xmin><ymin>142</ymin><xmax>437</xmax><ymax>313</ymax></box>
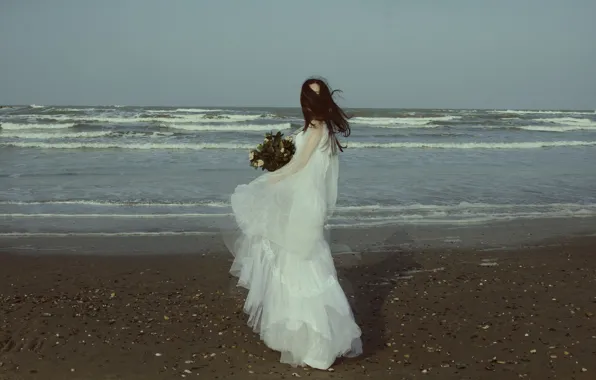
<box><xmin>300</xmin><ymin>77</ymin><xmax>351</xmax><ymax>153</ymax></box>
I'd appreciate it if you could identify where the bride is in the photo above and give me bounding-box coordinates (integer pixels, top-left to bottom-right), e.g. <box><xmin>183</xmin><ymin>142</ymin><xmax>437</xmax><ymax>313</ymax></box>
<box><xmin>224</xmin><ymin>77</ymin><xmax>362</xmax><ymax>370</ymax></box>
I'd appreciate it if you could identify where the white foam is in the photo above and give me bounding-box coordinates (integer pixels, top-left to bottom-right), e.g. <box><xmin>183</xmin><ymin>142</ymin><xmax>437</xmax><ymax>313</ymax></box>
<box><xmin>4</xmin><ymin>140</ymin><xmax>595</xmax><ymax>150</ymax></box>
<box><xmin>538</xmin><ymin>117</ymin><xmax>596</xmax><ymax>127</ymax></box>
<box><xmin>82</xmin><ymin>114</ymin><xmax>262</xmax><ymax>124</ymax></box>
<box><xmin>3</xmin><ymin>213</ymin><xmax>231</xmax><ymax>218</ymax></box>
<box><xmin>518</xmin><ymin>125</ymin><xmax>596</xmax><ymax>132</ymax></box>
<box><xmin>404</xmin><ymin>267</ymin><xmax>445</xmax><ymax>274</ymax></box>
<box><xmin>339</xmin><ymin>209</ymin><xmax>594</xmax><ymax>224</ymax></box>
<box><xmin>479</xmin><ymin>262</ymin><xmax>499</xmax><ymax>267</ymax></box>
<box><xmin>352</xmin><ymin>116</ymin><xmax>460</xmax><ymax>126</ymax></box>
<box><xmin>3</xmin><ymin>200</ymin><xmax>594</xmax><ymax>212</ymax></box>
<box><xmin>0</xmin><ymin>122</ymin><xmax>76</xmax><ymax>130</ymax></box>
<box><xmin>347</xmin><ymin>141</ymin><xmax>596</xmax><ymax>149</ymax></box>
<box><xmin>159</xmin><ymin>114</ymin><xmax>266</xmax><ymax>123</ymax></box>
<box><xmin>161</xmin><ymin>114</ymin><xmax>265</xmax><ymax>123</ymax></box>
<box><xmin>173</xmin><ymin>108</ymin><xmax>224</xmax><ymax>113</ymax></box>
<box><xmin>490</xmin><ymin>109</ymin><xmax>594</xmax><ymax>115</ymax></box>
<box><xmin>363</xmin><ymin>123</ymin><xmax>440</xmax><ymax>130</ymax></box>
<box><xmin>0</xmin><ymin>231</ymin><xmax>214</xmax><ymax>237</ymax></box>
<box><xmin>0</xmin><ymin>120</ymin><xmax>290</xmax><ymax>134</ymax></box>
<box><xmin>6</xmin><ymin>113</ymin><xmax>269</xmax><ymax>125</ymax></box>
<box><xmin>146</xmin><ymin>108</ymin><xmax>224</xmax><ymax>113</ymax></box>
<box><xmin>36</xmin><ymin>115</ymin><xmax>151</xmax><ymax>124</ymax></box>
<box><xmin>0</xmin><ymin>131</ymin><xmax>115</xmax><ymax>139</ymax></box>
<box><xmin>328</xmin><ymin>211</ymin><xmax>596</xmax><ymax>228</ymax></box>
<box><xmin>3</xmin><ymin>202</ymin><xmax>595</xmax><ymax>229</ymax></box>
<box><xmin>0</xmin><ymin>200</ymin><xmax>230</xmax><ymax>207</ymax></box>
<box><xmin>0</xmin><ymin>141</ymin><xmax>254</xmax><ymax>150</ymax></box>
<box><xmin>169</xmin><ymin>122</ymin><xmax>291</xmax><ymax>132</ymax></box>
<box><xmin>335</xmin><ymin>202</ymin><xmax>596</xmax><ymax>212</ymax></box>
<box><xmin>53</xmin><ymin>108</ymin><xmax>92</xmax><ymax>112</ymax></box>
<box><xmin>3</xmin><ymin>202</ymin><xmax>594</xmax><ymax>225</ymax></box>
<box><xmin>328</xmin><ymin>202</ymin><xmax>596</xmax><ymax>226</ymax></box>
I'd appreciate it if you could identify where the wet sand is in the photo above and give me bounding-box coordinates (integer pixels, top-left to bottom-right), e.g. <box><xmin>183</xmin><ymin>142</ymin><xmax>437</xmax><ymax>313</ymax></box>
<box><xmin>1</xmin><ymin>236</ymin><xmax>595</xmax><ymax>379</ymax></box>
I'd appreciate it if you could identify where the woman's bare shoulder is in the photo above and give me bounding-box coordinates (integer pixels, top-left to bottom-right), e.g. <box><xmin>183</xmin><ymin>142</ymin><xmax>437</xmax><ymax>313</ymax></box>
<box><xmin>308</xmin><ymin>119</ymin><xmax>325</xmax><ymax>128</ymax></box>
<box><xmin>307</xmin><ymin>120</ymin><xmax>327</xmax><ymax>134</ymax></box>
<box><xmin>305</xmin><ymin>124</ymin><xmax>326</xmax><ymax>137</ymax></box>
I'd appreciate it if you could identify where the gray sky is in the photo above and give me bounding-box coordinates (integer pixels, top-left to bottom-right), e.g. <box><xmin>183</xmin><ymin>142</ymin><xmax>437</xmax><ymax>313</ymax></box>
<box><xmin>1</xmin><ymin>0</ymin><xmax>595</xmax><ymax>109</ymax></box>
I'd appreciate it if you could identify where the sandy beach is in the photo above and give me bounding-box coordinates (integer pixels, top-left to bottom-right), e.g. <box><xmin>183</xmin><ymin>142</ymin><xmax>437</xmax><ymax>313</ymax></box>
<box><xmin>2</xmin><ymin>0</ymin><xmax>596</xmax><ymax>378</ymax></box>
<box><xmin>1</xmin><ymin>233</ymin><xmax>595</xmax><ymax>380</ymax></box>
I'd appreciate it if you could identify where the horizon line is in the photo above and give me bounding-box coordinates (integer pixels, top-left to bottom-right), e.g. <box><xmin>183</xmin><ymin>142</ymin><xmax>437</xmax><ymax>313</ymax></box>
<box><xmin>1</xmin><ymin>104</ymin><xmax>594</xmax><ymax>112</ymax></box>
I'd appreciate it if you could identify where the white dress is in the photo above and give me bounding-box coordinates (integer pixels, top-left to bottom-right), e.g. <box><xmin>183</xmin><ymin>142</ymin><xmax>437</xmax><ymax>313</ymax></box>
<box><xmin>225</xmin><ymin>124</ymin><xmax>363</xmax><ymax>369</ymax></box>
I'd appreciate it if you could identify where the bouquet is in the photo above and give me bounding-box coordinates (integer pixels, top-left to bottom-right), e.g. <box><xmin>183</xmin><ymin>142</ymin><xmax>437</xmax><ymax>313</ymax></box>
<box><xmin>249</xmin><ymin>131</ymin><xmax>296</xmax><ymax>172</ymax></box>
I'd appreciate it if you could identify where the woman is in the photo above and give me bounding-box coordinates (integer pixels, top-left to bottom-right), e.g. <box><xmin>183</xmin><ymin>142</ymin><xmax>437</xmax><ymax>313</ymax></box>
<box><xmin>225</xmin><ymin>77</ymin><xmax>362</xmax><ymax>370</ymax></box>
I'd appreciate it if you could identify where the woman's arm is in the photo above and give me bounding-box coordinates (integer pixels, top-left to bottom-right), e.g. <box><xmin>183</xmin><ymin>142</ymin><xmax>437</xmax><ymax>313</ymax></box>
<box><xmin>268</xmin><ymin>126</ymin><xmax>324</xmax><ymax>183</ymax></box>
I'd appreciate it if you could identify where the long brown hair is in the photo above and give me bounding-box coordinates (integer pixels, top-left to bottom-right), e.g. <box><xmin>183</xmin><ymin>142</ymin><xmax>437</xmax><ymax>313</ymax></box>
<box><xmin>300</xmin><ymin>77</ymin><xmax>351</xmax><ymax>153</ymax></box>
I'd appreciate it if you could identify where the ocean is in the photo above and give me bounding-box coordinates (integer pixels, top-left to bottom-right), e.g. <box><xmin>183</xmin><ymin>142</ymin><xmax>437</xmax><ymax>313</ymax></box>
<box><xmin>1</xmin><ymin>105</ymin><xmax>595</xmax><ymax>241</ymax></box>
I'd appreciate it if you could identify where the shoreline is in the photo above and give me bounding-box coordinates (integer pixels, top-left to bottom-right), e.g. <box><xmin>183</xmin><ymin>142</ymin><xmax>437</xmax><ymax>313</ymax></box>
<box><xmin>1</xmin><ymin>234</ymin><xmax>595</xmax><ymax>379</ymax></box>
<box><xmin>2</xmin><ymin>216</ymin><xmax>595</xmax><ymax>256</ymax></box>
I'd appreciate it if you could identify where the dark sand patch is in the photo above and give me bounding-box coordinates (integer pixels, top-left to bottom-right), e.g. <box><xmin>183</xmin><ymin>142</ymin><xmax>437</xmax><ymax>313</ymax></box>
<box><xmin>1</xmin><ymin>237</ymin><xmax>595</xmax><ymax>379</ymax></box>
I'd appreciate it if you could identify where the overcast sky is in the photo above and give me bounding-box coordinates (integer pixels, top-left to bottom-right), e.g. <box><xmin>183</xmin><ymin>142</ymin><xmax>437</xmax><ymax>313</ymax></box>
<box><xmin>1</xmin><ymin>0</ymin><xmax>595</xmax><ymax>109</ymax></box>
